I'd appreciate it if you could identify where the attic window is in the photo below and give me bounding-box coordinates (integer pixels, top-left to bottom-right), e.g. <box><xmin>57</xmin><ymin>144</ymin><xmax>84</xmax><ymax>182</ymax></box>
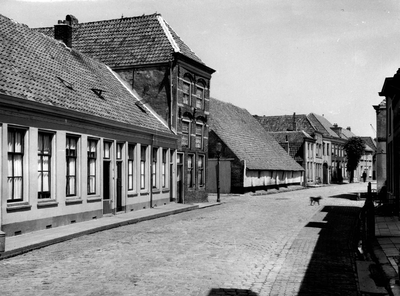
<box><xmin>135</xmin><ymin>101</ymin><xmax>147</xmax><ymax>113</ymax></box>
<box><xmin>91</xmin><ymin>88</ymin><xmax>105</xmax><ymax>100</ymax></box>
<box><xmin>57</xmin><ymin>77</ymin><xmax>74</xmax><ymax>90</ymax></box>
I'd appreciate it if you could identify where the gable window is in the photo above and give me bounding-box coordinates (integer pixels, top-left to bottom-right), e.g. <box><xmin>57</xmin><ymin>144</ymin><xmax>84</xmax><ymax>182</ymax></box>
<box><xmin>128</xmin><ymin>144</ymin><xmax>136</xmax><ymax>191</ymax></box>
<box><xmin>38</xmin><ymin>132</ymin><xmax>52</xmax><ymax>199</ymax></box>
<box><xmin>195</xmin><ymin>123</ymin><xmax>203</xmax><ymax>149</ymax></box>
<box><xmin>66</xmin><ymin>136</ymin><xmax>78</xmax><ymax>196</ymax></box>
<box><xmin>198</xmin><ymin>154</ymin><xmax>205</xmax><ymax>187</ymax></box>
<box><xmin>187</xmin><ymin>154</ymin><xmax>195</xmax><ymax>188</ymax></box>
<box><xmin>8</xmin><ymin>128</ymin><xmax>25</xmax><ymax>202</ymax></box>
<box><xmin>182</xmin><ymin>120</ymin><xmax>190</xmax><ymax>148</ymax></box>
<box><xmin>182</xmin><ymin>80</ymin><xmax>191</xmax><ymax>105</ymax></box>
<box><xmin>152</xmin><ymin>147</ymin><xmax>158</xmax><ymax>188</ymax></box>
<box><xmin>195</xmin><ymin>84</ymin><xmax>205</xmax><ymax>109</ymax></box>
<box><xmin>87</xmin><ymin>139</ymin><xmax>97</xmax><ymax>195</ymax></box>
<box><xmin>140</xmin><ymin>146</ymin><xmax>147</xmax><ymax>190</ymax></box>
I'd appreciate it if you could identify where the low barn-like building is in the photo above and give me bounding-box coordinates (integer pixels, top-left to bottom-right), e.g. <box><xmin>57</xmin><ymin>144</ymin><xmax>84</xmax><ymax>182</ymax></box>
<box><xmin>0</xmin><ymin>14</ymin><xmax>177</xmax><ymax>236</ymax></box>
<box><xmin>208</xmin><ymin>98</ymin><xmax>304</xmax><ymax>193</ymax></box>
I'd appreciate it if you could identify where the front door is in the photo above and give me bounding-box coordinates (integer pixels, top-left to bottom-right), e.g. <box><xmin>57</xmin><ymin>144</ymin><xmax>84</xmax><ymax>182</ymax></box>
<box><xmin>177</xmin><ymin>153</ymin><xmax>184</xmax><ymax>203</ymax></box>
<box><xmin>103</xmin><ymin>161</ymin><xmax>112</xmax><ymax>214</ymax></box>
<box><xmin>323</xmin><ymin>163</ymin><xmax>328</xmax><ymax>184</ymax></box>
<box><xmin>116</xmin><ymin>161</ymin><xmax>123</xmax><ymax>212</ymax></box>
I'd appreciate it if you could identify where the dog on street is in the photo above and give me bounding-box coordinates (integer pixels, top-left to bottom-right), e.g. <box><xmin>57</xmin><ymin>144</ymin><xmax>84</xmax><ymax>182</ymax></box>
<box><xmin>309</xmin><ymin>196</ymin><xmax>322</xmax><ymax>206</ymax></box>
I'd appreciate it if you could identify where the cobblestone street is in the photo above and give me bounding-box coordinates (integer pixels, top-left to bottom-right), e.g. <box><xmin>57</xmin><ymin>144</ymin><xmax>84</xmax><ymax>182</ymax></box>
<box><xmin>0</xmin><ymin>183</ymin><xmax>366</xmax><ymax>296</ymax></box>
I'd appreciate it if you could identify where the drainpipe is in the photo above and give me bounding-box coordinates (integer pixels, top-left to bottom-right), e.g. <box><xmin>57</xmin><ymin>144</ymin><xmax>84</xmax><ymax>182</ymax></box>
<box><xmin>150</xmin><ymin>135</ymin><xmax>154</xmax><ymax>208</ymax></box>
<box><xmin>169</xmin><ymin>61</ymin><xmax>173</xmax><ymax>130</ymax></box>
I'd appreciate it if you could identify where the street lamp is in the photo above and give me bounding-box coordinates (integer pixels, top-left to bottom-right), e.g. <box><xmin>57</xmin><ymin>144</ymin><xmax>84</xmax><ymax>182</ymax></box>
<box><xmin>216</xmin><ymin>142</ymin><xmax>222</xmax><ymax>202</ymax></box>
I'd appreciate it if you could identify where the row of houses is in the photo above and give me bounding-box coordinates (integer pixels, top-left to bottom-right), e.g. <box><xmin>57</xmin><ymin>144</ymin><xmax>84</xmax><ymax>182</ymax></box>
<box><xmin>0</xmin><ymin>13</ymin><xmax>306</xmax><ymax>237</ymax></box>
<box><xmin>254</xmin><ymin>113</ymin><xmax>376</xmax><ymax>186</ymax></box>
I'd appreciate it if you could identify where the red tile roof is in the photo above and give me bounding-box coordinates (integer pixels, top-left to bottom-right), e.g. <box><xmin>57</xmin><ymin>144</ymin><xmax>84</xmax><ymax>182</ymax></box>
<box><xmin>36</xmin><ymin>14</ymin><xmax>204</xmax><ymax>68</ymax></box>
<box><xmin>210</xmin><ymin>98</ymin><xmax>304</xmax><ymax>171</ymax></box>
<box><xmin>0</xmin><ymin>14</ymin><xmax>173</xmax><ymax>135</ymax></box>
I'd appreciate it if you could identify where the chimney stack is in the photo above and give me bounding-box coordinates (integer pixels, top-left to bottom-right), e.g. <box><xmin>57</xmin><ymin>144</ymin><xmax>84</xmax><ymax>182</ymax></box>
<box><xmin>54</xmin><ymin>15</ymin><xmax>78</xmax><ymax>48</ymax></box>
<box><xmin>292</xmin><ymin>112</ymin><xmax>296</xmax><ymax>131</ymax></box>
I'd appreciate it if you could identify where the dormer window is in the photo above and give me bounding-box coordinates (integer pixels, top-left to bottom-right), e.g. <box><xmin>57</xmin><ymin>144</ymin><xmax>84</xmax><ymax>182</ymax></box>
<box><xmin>57</xmin><ymin>77</ymin><xmax>74</xmax><ymax>90</ymax></box>
<box><xmin>91</xmin><ymin>88</ymin><xmax>105</xmax><ymax>100</ymax></box>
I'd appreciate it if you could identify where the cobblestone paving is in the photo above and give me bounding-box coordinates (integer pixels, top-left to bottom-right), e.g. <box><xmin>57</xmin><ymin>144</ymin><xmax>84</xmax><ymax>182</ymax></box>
<box><xmin>0</xmin><ymin>183</ymin><xmax>367</xmax><ymax>296</ymax></box>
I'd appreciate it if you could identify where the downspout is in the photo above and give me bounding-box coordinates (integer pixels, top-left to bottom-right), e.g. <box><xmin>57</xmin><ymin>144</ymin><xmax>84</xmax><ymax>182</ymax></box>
<box><xmin>169</xmin><ymin>61</ymin><xmax>173</xmax><ymax>130</ymax></box>
<box><xmin>150</xmin><ymin>135</ymin><xmax>154</xmax><ymax>208</ymax></box>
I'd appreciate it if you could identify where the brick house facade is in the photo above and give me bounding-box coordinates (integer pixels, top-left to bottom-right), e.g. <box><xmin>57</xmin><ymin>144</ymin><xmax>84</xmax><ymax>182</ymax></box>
<box><xmin>36</xmin><ymin>14</ymin><xmax>215</xmax><ymax>203</ymax></box>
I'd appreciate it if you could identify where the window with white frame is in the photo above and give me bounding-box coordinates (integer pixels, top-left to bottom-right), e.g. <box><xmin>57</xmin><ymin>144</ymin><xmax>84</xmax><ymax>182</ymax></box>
<box><xmin>197</xmin><ymin>154</ymin><xmax>205</xmax><ymax>187</ymax></box>
<box><xmin>152</xmin><ymin>147</ymin><xmax>158</xmax><ymax>188</ymax></box>
<box><xmin>8</xmin><ymin>128</ymin><xmax>25</xmax><ymax>202</ymax></box>
<box><xmin>66</xmin><ymin>136</ymin><xmax>79</xmax><ymax>196</ymax></box>
<box><xmin>128</xmin><ymin>144</ymin><xmax>136</xmax><ymax>191</ymax></box>
<box><xmin>187</xmin><ymin>154</ymin><xmax>195</xmax><ymax>188</ymax></box>
<box><xmin>140</xmin><ymin>146</ymin><xmax>147</xmax><ymax>190</ymax></box>
<box><xmin>104</xmin><ymin>141</ymin><xmax>111</xmax><ymax>159</ymax></box>
<box><xmin>195</xmin><ymin>83</ymin><xmax>204</xmax><ymax>109</ymax></box>
<box><xmin>195</xmin><ymin>123</ymin><xmax>203</xmax><ymax>149</ymax></box>
<box><xmin>182</xmin><ymin>80</ymin><xmax>191</xmax><ymax>105</ymax></box>
<box><xmin>38</xmin><ymin>132</ymin><xmax>52</xmax><ymax>199</ymax></box>
<box><xmin>182</xmin><ymin>120</ymin><xmax>190</xmax><ymax>148</ymax></box>
<box><xmin>87</xmin><ymin>139</ymin><xmax>97</xmax><ymax>195</ymax></box>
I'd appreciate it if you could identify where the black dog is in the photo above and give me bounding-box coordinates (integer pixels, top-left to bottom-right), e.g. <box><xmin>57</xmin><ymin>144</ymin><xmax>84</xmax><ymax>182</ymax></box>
<box><xmin>310</xmin><ymin>196</ymin><xmax>322</xmax><ymax>206</ymax></box>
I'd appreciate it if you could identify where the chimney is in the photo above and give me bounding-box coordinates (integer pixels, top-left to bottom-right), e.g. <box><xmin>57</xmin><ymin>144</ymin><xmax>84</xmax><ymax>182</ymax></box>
<box><xmin>292</xmin><ymin>112</ymin><xmax>296</xmax><ymax>131</ymax></box>
<box><xmin>54</xmin><ymin>15</ymin><xmax>78</xmax><ymax>48</ymax></box>
<box><xmin>346</xmin><ymin>126</ymin><xmax>351</xmax><ymax>131</ymax></box>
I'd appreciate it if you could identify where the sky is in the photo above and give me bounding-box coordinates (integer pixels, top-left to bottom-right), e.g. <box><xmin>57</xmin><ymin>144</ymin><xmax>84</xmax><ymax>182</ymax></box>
<box><xmin>2</xmin><ymin>0</ymin><xmax>400</xmax><ymax>138</ymax></box>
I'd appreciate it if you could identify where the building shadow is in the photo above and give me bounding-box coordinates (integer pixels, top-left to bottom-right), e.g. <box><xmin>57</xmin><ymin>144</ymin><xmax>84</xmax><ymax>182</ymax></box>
<box><xmin>297</xmin><ymin>205</ymin><xmax>361</xmax><ymax>296</ymax></box>
<box><xmin>207</xmin><ymin>288</ymin><xmax>258</xmax><ymax>296</ymax></box>
<box><xmin>328</xmin><ymin>192</ymin><xmax>363</xmax><ymax>200</ymax></box>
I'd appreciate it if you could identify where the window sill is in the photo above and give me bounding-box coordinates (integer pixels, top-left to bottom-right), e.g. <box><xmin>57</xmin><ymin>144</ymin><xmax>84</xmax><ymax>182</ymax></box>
<box><xmin>162</xmin><ymin>189</ymin><xmax>170</xmax><ymax>193</ymax></box>
<box><xmin>128</xmin><ymin>193</ymin><xmax>138</xmax><ymax>198</ymax></box>
<box><xmin>87</xmin><ymin>196</ymin><xmax>102</xmax><ymax>203</ymax></box>
<box><xmin>65</xmin><ymin>198</ymin><xmax>83</xmax><ymax>205</ymax></box>
<box><xmin>140</xmin><ymin>192</ymin><xmax>149</xmax><ymax>196</ymax></box>
<box><xmin>152</xmin><ymin>189</ymin><xmax>161</xmax><ymax>194</ymax></box>
<box><xmin>37</xmin><ymin>199</ymin><xmax>59</xmax><ymax>208</ymax></box>
<box><xmin>7</xmin><ymin>202</ymin><xmax>32</xmax><ymax>212</ymax></box>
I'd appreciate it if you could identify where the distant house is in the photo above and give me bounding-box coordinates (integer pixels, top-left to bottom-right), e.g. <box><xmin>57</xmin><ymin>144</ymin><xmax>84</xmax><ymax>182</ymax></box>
<box><xmin>209</xmin><ymin>98</ymin><xmax>304</xmax><ymax>193</ymax></box>
<box><xmin>373</xmin><ymin>99</ymin><xmax>386</xmax><ymax>193</ymax></box>
<box><xmin>307</xmin><ymin>113</ymin><xmax>350</xmax><ymax>183</ymax></box>
<box><xmin>254</xmin><ymin>113</ymin><xmax>326</xmax><ymax>185</ymax></box>
<box><xmin>360</xmin><ymin>136</ymin><xmax>377</xmax><ymax>181</ymax></box>
<box><xmin>36</xmin><ymin>13</ymin><xmax>215</xmax><ymax>203</ymax></box>
<box><xmin>0</xmin><ymin>14</ymin><xmax>177</xmax><ymax>236</ymax></box>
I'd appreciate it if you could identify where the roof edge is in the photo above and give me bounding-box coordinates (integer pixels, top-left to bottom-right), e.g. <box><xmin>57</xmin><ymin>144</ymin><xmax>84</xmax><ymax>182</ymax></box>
<box><xmin>157</xmin><ymin>15</ymin><xmax>180</xmax><ymax>53</ymax></box>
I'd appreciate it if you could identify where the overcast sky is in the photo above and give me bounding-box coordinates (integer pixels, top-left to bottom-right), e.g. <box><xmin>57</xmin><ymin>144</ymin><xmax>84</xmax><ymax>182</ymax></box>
<box><xmin>3</xmin><ymin>0</ymin><xmax>400</xmax><ymax>138</ymax></box>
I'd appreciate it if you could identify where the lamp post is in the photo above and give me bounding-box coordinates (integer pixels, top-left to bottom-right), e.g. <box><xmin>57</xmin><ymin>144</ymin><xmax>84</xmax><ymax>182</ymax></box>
<box><xmin>216</xmin><ymin>142</ymin><xmax>222</xmax><ymax>203</ymax></box>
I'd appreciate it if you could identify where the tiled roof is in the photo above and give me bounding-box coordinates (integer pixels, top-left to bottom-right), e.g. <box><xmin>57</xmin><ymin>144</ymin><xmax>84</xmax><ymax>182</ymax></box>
<box><xmin>210</xmin><ymin>98</ymin><xmax>304</xmax><ymax>171</ymax></box>
<box><xmin>254</xmin><ymin>114</ymin><xmax>316</xmax><ymax>136</ymax></box>
<box><xmin>268</xmin><ymin>131</ymin><xmax>312</xmax><ymax>162</ymax></box>
<box><xmin>361</xmin><ymin>137</ymin><xmax>376</xmax><ymax>151</ymax></box>
<box><xmin>35</xmin><ymin>14</ymin><xmax>204</xmax><ymax>68</ymax></box>
<box><xmin>307</xmin><ymin>113</ymin><xmax>339</xmax><ymax>138</ymax></box>
<box><xmin>339</xmin><ymin>128</ymin><xmax>357</xmax><ymax>139</ymax></box>
<box><xmin>0</xmin><ymin>14</ymin><xmax>172</xmax><ymax>134</ymax></box>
